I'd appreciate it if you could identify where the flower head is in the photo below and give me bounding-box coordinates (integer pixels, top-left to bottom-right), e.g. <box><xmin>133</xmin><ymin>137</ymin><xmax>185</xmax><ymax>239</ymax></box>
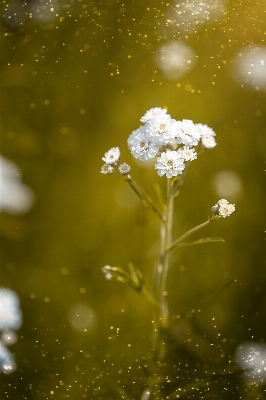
<box><xmin>140</xmin><ymin>107</ymin><xmax>168</xmax><ymax>123</ymax></box>
<box><xmin>100</xmin><ymin>164</ymin><xmax>114</xmax><ymax>175</ymax></box>
<box><xmin>155</xmin><ymin>150</ymin><xmax>185</xmax><ymax>178</ymax></box>
<box><xmin>178</xmin><ymin>146</ymin><xmax>197</xmax><ymax>162</ymax></box>
<box><xmin>212</xmin><ymin>199</ymin><xmax>235</xmax><ymax>218</ymax></box>
<box><xmin>196</xmin><ymin>123</ymin><xmax>216</xmax><ymax>137</ymax></box>
<box><xmin>118</xmin><ymin>163</ymin><xmax>131</xmax><ymax>176</ymax></box>
<box><xmin>146</xmin><ymin>115</ymin><xmax>177</xmax><ymax>145</ymax></box>
<box><xmin>102</xmin><ymin>147</ymin><xmax>120</xmax><ymax>166</ymax></box>
<box><xmin>175</xmin><ymin>119</ymin><xmax>201</xmax><ymax>147</ymax></box>
<box><xmin>201</xmin><ymin>135</ymin><xmax>217</xmax><ymax>149</ymax></box>
<box><xmin>128</xmin><ymin>127</ymin><xmax>160</xmax><ymax>161</ymax></box>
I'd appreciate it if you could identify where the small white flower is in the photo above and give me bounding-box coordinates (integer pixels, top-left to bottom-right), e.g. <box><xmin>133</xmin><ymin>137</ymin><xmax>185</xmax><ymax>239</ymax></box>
<box><xmin>178</xmin><ymin>146</ymin><xmax>197</xmax><ymax>162</ymax></box>
<box><xmin>196</xmin><ymin>123</ymin><xmax>216</xmax><ymax>137</ymax></box>
<box><xmin>140</xmin><ymin>107</ymin><xmax>168</xmax><ymax>123</ymax></box>
<box><xmin>100</xmin><ymin>164</ymin><xmax>114</xmax><ymax>175</ymax></box>
<box><xmin>118</xmin><ymin>163</ymin><xmax>130</xmax><ymax>176</ymax></box>
<box><xmin>175</xmin><ymin>119</ymin><xmax>201</xmax><ymax>147</ymax></box>
<box><xmin>201</xmin><ymin>135</ymin><xmax>217</xmax><ymax>149</ymax></box>
<box><xmin>102</xmin><ymin>147</ymin><xmax>120</xmax><ymax>166</ymax></box>
<box><xmin>146</xmin><ymin>115</ymin><xmax>177</xmax><ymax>145</ymax></box>
<box><xmin>155</xmin><ymin>150</ymin><xmax>185</xmax><ymax>178</ymax></box>
<box><xmin>212</xmin><ymin>199</ymin><xmax>235</xmax><ymax>218</ymax></box>
<box><xmin>128</xmin><ymin>127</ymin><xmax>160</xmax><ymax>161</ymax></box>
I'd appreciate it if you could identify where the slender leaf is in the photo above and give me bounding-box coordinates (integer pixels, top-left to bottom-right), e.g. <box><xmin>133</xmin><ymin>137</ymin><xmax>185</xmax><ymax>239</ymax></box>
<box><xmin>126</xmin><ymin>176</ymin><xmax>166</xmax><ymax>222</ymax></box>
<box><xmin>171</xmin><ymin>237</ymin><xmax>225</xmax><ymax>249</ymax></box>
<box><xmin>102</xmin><ymin>265</ymin><xmax>160</xmax><ymax>307</ymax></box>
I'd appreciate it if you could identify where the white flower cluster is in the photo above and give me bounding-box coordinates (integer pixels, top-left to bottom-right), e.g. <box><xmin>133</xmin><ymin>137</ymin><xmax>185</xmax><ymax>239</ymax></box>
<box><xmin>127</xmin><ymin>107</ymin><xmax>217</xmax><ymax>178</ymax></box>
<box><xmin>212</xmin><ymin>199</ymin><xmax>235</xmax><ymax>218</ymax></box>
<box><xmin>0</xmin><ymin>287</ymin><xmax>23</xmax><ymax>374</ymax></box>
<box><xmin>100</xmin><ymin>147</ymin><xmax>131</xmax><ymax>176</ymax></box>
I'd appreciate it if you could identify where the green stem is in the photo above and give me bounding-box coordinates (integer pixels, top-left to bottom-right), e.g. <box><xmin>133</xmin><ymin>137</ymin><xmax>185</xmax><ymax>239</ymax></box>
<box><xmin>166</xmin><ymin>219</ymin><xmax>212</xmax><ymax>252</ymax></box>
<box><xmin>159</xmin><ymin>178</ymin><xmax>175</xmax><ymax>328</ymax></box>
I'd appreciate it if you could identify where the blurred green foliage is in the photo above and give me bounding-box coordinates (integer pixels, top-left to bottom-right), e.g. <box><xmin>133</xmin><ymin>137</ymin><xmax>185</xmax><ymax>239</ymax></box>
<box><xmin>0</xmin><ymin>0</ymin><xmax>266</xmax><ymax>399</ymax></box>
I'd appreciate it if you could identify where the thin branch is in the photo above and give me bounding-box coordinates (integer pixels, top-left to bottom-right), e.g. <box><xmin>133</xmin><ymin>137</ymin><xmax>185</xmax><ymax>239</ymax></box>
<box><xmin>171</xmin><ymin>237</ymin><xmax>225</xmax><ymax>248</ymax></box>
<box><xmin>125</xmin><ymin>175</ymin><xmax>166</xmax><ymax>222</ymax></box>
<box><xmin>166</xmin><ymin>220</ymin><xmax>212</xmax><ymax>252</ymax></box>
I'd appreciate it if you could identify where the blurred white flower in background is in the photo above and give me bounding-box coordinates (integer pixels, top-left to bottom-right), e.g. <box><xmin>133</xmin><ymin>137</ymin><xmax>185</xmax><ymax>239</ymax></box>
<box><xmin>2</xmin><ymin>0</ymin><xmax>27</xmax><ymax>27</ymax></box>
<box><xmin>235</xmin><ymin>342</ymin><xmax>266</xmax><ymax>385</ymax></box>
<box><xmin>27</xmin><ymin>0</ymin><xmax>61</xmax><ymax>23</ymax></box>
<box><xmin>212</xmin><ymin>170</ymin><xmax>242</xmax><ymax>201</ymax></box>
<box><xmin>0</xmin><ymin>155</ymin><xmax>34</xmax><ymax>215</ymax></box>
<box><xmin>232</xmin><ymin>45</ymin><xmax>266</xmax><ymax>91</ymax></box>
<box><xmin>2</xmin><ymin>0</ymin><xmax>61</xmax><ymax>26</ymax></box>
<box><xmin>0</xmin><ymin>287</ymin><xmax>23</xmax><ymax>374</ymax></box>
<box><xmin>164</xmin><ymin>0</ymin><xmax>225</xmax><ymax>34</ymax></box>
<box><xmin>69</xmin><ymin>304</ymin><xmax>97</xmax><ymax>333</ymax></box>
<box><xmin>0</xmin><ymin>344</ymin><xmax>17</xmax><ymax>374</ymax></box>
<box><xmin>0</xmin><ymin>288</ymin><xmax>22</xmax><ymax>331</ymax></box>
<box><xmin>154</xmin><ymin>41</ymin><xmax>196</xmax><ymax>80</ymax></box>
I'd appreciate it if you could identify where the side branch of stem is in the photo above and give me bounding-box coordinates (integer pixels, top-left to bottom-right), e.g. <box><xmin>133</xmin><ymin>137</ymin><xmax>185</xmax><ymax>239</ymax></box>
<box><xmin>166</xmin><ymin>220</ymin><xmax>211</xmax><ymax>252</ymax></box>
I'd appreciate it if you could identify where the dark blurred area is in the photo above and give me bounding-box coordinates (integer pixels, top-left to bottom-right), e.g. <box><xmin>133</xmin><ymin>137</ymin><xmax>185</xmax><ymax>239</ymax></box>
<box><xmin>0</xmin><ymin>0</ymin><xmax>266</xmax><ymax>399</ymax></box>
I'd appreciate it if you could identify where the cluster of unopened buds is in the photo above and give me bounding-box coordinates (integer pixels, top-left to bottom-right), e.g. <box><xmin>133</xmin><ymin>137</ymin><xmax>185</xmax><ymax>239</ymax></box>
<box><xmin>101</xmin><ymin>107</ymin><xmax>217</xmax><ymax>179</ymax></box>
